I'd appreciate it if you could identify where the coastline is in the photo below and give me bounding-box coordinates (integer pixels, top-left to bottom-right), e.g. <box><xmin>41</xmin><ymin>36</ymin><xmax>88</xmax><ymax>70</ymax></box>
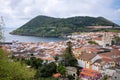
<box><xmin>4</xmin><ymin>28</ymin><xmax>67</xmax><ymax>43</ymax></box>
<box><xmin>9</xmin><ymin>32</ymin><xmax>68</xmax><ymax>39</ymax></box>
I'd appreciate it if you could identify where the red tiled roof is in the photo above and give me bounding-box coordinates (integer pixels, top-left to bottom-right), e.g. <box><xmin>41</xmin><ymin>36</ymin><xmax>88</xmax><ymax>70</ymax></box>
<box><xmin>80</xmin><ymin>68</ymin><xmax>100</xmax><ymax>77</ymax></box>
<box><xmin>99</xmin><ymin>49</ymin><xmax>120</xmax><ymax>62</ymax></box>
<box><xmin>40</xmin><ymin>57</ymin><xmax>55</xmax><ymax>61</ymax></box>
<box><xmin>78</xmin><ymin>53</ymin><xmax>96</xmax><ymax>61</ymax></box>
<box><xmin>99</xmin><ymin>49</ymin><xmax>120</xmax><ymax>58</ymax></box>
<box><xmin>53</xmin><ymin>73</ymin><xmax>61</xmax><ymax>77</ymax></box>
<box><xmin>94</xmin><ymin>37</ymin><xmax>102</xmax><ymax>41</ymax></box>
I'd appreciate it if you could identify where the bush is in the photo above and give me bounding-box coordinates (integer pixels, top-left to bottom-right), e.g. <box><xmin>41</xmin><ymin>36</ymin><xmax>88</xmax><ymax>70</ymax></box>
<box><xmin>0</xmin><ymin>49</ymin><xmax>35</xmax><ymax>80</ymax></box>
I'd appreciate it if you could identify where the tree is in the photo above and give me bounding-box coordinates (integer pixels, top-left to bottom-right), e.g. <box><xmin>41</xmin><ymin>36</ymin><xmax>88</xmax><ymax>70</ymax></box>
<box><xmin>48</xmin><ymin>62</ymin><xmax>57</xmax><ymax>73</ymax></box>
<box><xmin>76</xmin><ymin>67</ymin><xmax>80</xmax><ymax>80</ymax></box>
<box><xmin>57</xmin><ymin>63</ymin><xmax>66</xmax><ymax>77</ymax></box>
<box><xmin>103</xmin><ymin>75</ymin><xmax>107</xmax><ymax>80</ymax></box>
<box><xmin>63</xmin><ymin>41</ymin><xmax>78</xmax><ymax>66</ymax></box>
<box><xmin>0</xmin><ymin>49</ymin><xmax>35</xmax><ymax>80</ymax></box>
<box><xmin>35</xmin><ymin>62</ymin><xmax>57</xmax><ymax>78</ymax></box>
<box><xmin>66</xmin><ymin>41</ymin><xmax>73</xmax><ymax>54</ymax></box>
<box><xmin>26</xmin><ymin>57</ymin><xmax>43</xmax><ymax>69</ymax></box>
<box><xmin>67</xmin><ymin>75</ymin><xmax>75</xmax><ymax>80</ymax></box>
<box><xmin>111</xmin><ymin>40</ymin><xmax>115</xmax><ymax>45</ymax></box>
<box><xmin>54</xmin><ymin>56</ymin><xmax>59</xmax><ymax>62</ymax></box>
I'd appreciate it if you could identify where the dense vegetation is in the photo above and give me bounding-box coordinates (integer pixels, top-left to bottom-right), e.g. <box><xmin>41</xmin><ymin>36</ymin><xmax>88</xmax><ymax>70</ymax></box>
<box><xmin>12</xmin><ymin>56</ymin><xmax>58</xmax><ymax>80</ymax></box>
<box><xmin>0</xmin><ymin>49</ymin><xmax>35</xmax><ymax>80</ymax></box>
<box><xmin>0</xmin><ymin>49</ymin><xmax>59</xmax><ymax>80</ymax></box>
<box><xmin>63</xmin><ymin>41</ymin><xmax>78</xmax><ymax>67</ymax></box>
<box><xmin>10</xmin><ymin>15</ymin><xmax>119</xmax><ymax>37</ymax></box>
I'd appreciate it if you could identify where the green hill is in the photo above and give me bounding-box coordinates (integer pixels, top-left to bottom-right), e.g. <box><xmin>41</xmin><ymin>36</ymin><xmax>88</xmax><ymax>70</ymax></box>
<box><xmin>10</xmin><ymin>15</ymin><xmax>119</xmax><ymax>37</ymax></box>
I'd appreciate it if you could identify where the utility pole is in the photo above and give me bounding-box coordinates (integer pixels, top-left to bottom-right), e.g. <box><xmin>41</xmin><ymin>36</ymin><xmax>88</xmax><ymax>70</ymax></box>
<box><xmin>0</xmin><ymin>16</ymin><xmax>5</xmax><ymax>43</ymax></box>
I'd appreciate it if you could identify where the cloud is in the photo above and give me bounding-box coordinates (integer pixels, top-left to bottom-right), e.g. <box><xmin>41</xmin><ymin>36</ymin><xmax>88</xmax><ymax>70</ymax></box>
<box><xmin>0</xmin><ymin>0</ymin><xmax>120</xmax><ymax>28</ymax></box>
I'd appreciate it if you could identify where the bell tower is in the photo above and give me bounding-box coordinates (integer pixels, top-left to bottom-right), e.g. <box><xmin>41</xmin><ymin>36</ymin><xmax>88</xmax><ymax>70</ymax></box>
<box><xmin>102</xmin><ymin>32</ymin><xmax>112</xmax><ymax>48</ymax></box>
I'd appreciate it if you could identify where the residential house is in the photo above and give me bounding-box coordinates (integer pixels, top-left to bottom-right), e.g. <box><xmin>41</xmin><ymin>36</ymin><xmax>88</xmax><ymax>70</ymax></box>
<box><xmin>91</xmin><ymin>49</ymin><xmax>120</xmax><ymax>71</ymax></box>
<box><xmin>77</xmin><ymin>52</ymin><xmax>96</xmax><ymax>69</ymax></box>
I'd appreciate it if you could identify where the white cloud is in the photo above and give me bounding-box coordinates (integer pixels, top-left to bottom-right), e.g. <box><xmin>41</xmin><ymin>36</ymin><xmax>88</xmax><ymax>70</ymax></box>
<box><xmin>0</xmin><ymin>0</ymin><xmax>120</xmax><ymax>28</ymax></box>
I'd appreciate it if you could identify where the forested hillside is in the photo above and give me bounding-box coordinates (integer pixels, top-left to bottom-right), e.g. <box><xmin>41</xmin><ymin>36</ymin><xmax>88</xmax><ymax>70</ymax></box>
<box><xmin>11</xmin><ymin>15</ymin><xmax>119</xmax><ymax>37</ymax></box>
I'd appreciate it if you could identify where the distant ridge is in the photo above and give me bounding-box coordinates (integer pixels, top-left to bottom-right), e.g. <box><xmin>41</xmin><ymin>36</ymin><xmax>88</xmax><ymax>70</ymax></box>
<box><xmin>10</xmin><ymin>15</ymin><xmax>119</xmax><ymax>37</ymax></box>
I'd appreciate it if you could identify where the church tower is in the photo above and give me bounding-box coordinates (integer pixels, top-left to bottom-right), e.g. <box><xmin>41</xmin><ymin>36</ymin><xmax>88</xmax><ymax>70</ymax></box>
<box><xmin>102</xmin><ymin>32</ymin><xmax>112</xmax><ymax>48</ymax></box>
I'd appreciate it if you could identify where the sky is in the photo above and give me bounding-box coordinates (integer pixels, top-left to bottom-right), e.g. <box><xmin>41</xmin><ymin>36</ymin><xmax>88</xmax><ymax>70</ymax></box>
<box><xmin>0</xmin><ymin>0</ymin><xmax>120</xmax><ymax>28</ymax></box>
